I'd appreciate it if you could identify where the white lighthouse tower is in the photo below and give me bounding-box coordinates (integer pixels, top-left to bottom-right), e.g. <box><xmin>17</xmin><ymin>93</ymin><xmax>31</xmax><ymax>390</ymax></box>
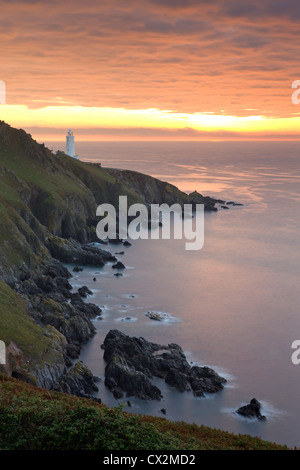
<box><xmin>66</xmin><ymin>129</ymin><xmax>79</xmax><ymax>159</ymax></box>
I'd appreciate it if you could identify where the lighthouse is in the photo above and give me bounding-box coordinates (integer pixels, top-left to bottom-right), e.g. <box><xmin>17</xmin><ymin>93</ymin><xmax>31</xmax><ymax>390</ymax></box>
<box><xmin>66</xmin><ymin>129</ymin><xmax>79</xmax><ymax>159</ymax></box>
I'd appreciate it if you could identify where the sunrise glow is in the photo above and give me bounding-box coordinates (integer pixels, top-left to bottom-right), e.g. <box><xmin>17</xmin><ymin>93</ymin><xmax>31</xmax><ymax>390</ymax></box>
<box><xmin>1</xmin><ymin>0</ymin><xmax>300</xmax><ymax>140</ymax></box>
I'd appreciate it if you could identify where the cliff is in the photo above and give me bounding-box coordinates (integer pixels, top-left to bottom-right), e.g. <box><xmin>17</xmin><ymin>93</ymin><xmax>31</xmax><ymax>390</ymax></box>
<box><xmin>0</xmin><ymin>120</ymin><xmax>218</xmax><ymax>283</ymax></box>
<box><xmin>0</xmin><ymin>120</ymin><xmax>222</xmax><ymax>387</ymax></box>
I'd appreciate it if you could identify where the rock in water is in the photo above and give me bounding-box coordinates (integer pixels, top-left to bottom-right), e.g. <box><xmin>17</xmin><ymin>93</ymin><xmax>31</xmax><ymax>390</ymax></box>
<box><xmin>112</xmin><ymin>261</ymin><xmax>125</xmax><ymax>269</ymax></box>
<box><xmin>236</xmin><ymin>398</ymin><xmax>266</xmax><ymax>421</ymax></box>
<box><xmin>78</xmin><ymin>286</ymin><xmax>93</xmax><ymax>297</ymax></box>
<box><xmin>102</xmin><ymin>329</ymin><xmax>227</xmax><ymax>401</ymax></box>
<box><xmin>145</xmin><ymin>311</ymin><xmax>165</xmax><ymax>321</ymax></box>
<box><xmin>73</xmin><ymin>265</ymin><xmax>83</xmax><ymax>272</ymax></box>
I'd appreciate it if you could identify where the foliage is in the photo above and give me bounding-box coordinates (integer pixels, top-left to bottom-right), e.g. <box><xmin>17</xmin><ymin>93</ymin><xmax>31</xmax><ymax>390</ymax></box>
<box><xmin>0</xmin><ymin>375</ymin><xmax>289</xmax><ymax>451</ymax></box>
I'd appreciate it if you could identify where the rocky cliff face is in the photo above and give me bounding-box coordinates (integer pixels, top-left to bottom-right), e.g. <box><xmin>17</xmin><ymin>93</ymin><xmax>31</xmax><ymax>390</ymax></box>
<box><xmin>0</xmin><ymin>120</ymin><xmax>221</xmax><ymax>281</ymax></box>
<box><xmin>0</xmin><ymin>120</ymin><xmax>224</xmax><ymax>398</ymax></box>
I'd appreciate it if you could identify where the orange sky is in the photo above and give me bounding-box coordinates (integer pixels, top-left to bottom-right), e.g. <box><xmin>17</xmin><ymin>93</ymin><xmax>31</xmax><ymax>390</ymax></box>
<box><xmin>1</xmin><ymin>0</ymin><xmax>300</xmax><ymax>141</ymax></box>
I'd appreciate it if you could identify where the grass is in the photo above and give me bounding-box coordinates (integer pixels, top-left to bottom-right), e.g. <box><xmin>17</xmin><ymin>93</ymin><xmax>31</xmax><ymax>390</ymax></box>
<box><xmin>0</xmin><ymin>374</ymin><xmax>290</xmax><ymax>451</ymax></box>
<box><xmin>0</xmin><ymin>281</ymin><xmax>64</xmax><ymax>372</ymax></box>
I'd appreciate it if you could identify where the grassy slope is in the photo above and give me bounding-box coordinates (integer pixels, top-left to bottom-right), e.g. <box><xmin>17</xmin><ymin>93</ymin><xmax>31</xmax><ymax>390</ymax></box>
<box><xmin>0</xmin><ymin>281</ymin><xmax>64</xmax><ymax>374</ymax></box>
<box><xmin>0</xmin><ymin>374</ymin><xmax>289</xmax><ymax>451</ymax></box>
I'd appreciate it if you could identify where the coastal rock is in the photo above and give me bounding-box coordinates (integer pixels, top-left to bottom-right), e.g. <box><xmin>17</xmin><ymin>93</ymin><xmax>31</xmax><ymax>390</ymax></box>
<box><xmin>73</xmin><ymin>265</ymin><xmax>83</xmax><ymax>272</ymax></box>
<box><xmin>165</xmin><ymin>369</ymin><xmax>191</xmax><ymax>392</ymax></box>
<box><xmin>53</xmin><ymin>360</ymin><xmax>100</xmax><ymax>398</ymax></box>
<box><xmin>45</xmin><ymin>259</ymin><xmax>72</xmax><ymax>279</ymax></box>
<box><xmin>70</xmin><ymin>298</ymin><xmax>102</xmax><ymax>319</ymax></box>
<box><xmin>236</xmin><ymin>398</ymin><xmax>266</xmax><ymax>421</ymax></box>
<box><xmin>112</xmin><ymin>261</ymin><xmax>125</xmax><ymax>269</ymax></box>
<box><xmin>123</xmin><ymin>241</ymin><xmax>132</xmax><ymax>247</ymax></box>
<box><xmin>145</xmin><ymin>311</ymin><xmax>164</xmax><ymax>321</ymax></box>
<box><xmin>105</xmin><ymin>354</ymin><xmax>163</xmax><ymax>400</ymax></box>
<box><xmin>78</xmin><ymin>285</ymin><xmax>93</xmax><ymax>297</ymax></box>
<box><xmin>20</xmin><ymin>279</ymin><xmax>41</xmax><ymax>296</ymax></box>
<box><xmin>47</xmin><ymin>236</ymin><xmax>116</xmax><ymax>266</ymax></box>
<box><xmin>102</xmin><ymin>330</ymin><xmax>226</xmax><ymax>401</ymax></box>
<box><xmin>226</xmin><ymin>201</ymin><xmax>243</xmax><ymax>206</ymax></box>
<box><xmin>189</xmin><ymin>366</ymin><xmax>227</xmax><ymax>396</ymax></box>
<box><xmin>187</xmin><ymin>190</ymin><xmax>219</xmax><ymax>212</ymax></box>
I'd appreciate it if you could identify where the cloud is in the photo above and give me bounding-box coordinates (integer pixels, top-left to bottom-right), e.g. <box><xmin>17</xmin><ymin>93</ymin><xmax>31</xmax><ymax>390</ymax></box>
<box><xmin>0</xmin><ymin>0</ymin><xmax>299</xmax><ymax>130</ymax></box>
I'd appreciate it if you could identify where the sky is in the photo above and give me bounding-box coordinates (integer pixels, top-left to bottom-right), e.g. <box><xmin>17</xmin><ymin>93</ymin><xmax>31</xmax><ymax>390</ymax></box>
<box><xmin>1</xmin><ymin>0</ymin><xmax>300</xmax><ymax>141</ymax></box>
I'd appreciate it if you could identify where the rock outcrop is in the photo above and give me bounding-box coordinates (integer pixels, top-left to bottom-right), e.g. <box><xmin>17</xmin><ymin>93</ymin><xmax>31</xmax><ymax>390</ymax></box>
<box><xmin>236</xmin><ymin>398</ymin><xmax>266</xmax><ymax>421</ymax></box>
<box><xmin>53</xmin><ymin>361</ymin><xmax>100</xmax><ymax>399</ymax></box>
<box><xmin>8</xmin><ymin>257</ymin><xmax>102</xmax><ymax>394</ymax></box>
<box><xmin>103</xmin><ymin>330</ymin><xmax>227</xmax><ymax>400</ymax></box>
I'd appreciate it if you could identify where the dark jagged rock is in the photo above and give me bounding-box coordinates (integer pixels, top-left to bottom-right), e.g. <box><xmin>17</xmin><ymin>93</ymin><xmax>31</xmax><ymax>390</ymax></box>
<box><xmin>20</xmin><ymin>261</ymin><xmax>101</xmax><ymax>364</ymax></box>
<box><xmin>146</xmin><ymin>311</ymin><xmax>165</xmax><ymax>321</ymax></box>
<box><xmin>71</xmin><ymin>298</ymin><xmax>102</xmax><ymax>319</ymax></box>
<box><xmin>55</xmin><ymin>276</ymin><xmax>72</xmax><ymax>292</ymax></box>
<box><xmin>123</xmin><ymin>241</ymin><xmax>132</xmax><ymax>247</ymax></box>
<box><xmin>226</xmin><ymin>201</ymin><xmax>243</xmax><ymax>206</ymax></box>
<box><xmin>78</xmin><ymin>285</ymin><xmax>93</xmax><ymax>297</ymax></box>
<box><xmin>187</xmin><ymin>190</ymin><xmax>221</xmax><ymax>212</ymax></box>
<box><xmin>47</xmin><ymin>236</ymin><xmax>116</xmax><ymax>266</ymax></box>
<box><xmin>20</xmin><ymin>279</ymin><xmax>42</xmax><ymax>296</ymax></box>
<box><xmin>189</xmin><ymin>366</ymin><xmax>227</xmax><ymax>396</ymax></box>
<box><xmin>35</xmin><ymin>275</ymin><xmax>56</xmax><ymax>293</ymax></box>
<box><xmin>53</xmin><ymin>361</ymin><xmax>99</xmax><ymax>398</ymax></box>
<box><xmin>112</xmin><ymin>261</ymin><xmax>125</xmax><ymax>269</ymax></box>
<box><xmin>73</xmin><ymin>265</ymin><xmax>83</xmax><ymax>272</ymax></box>
<box><xmin>45</xmin><ymin>259</ymin><xmax>72</xmax><ymax>279</ymax></box>
<box><xmin>236</xmin><ymin>398</ymin><xmax>266</xmax><ymax>421</ymax></box>
<box><xmin>105</xmin><ymin>356</ymin><xmax>163</xmax><ymax>400</ymax></box>
<box><xmin>103</xmin><ymin>330</ymin><xmax>226</xmax><ymax>401</ymax></box>
<box><xmin>165</xmin><ymin>369</ymin><xmax>191</xmax><ymax>392</ymax></box>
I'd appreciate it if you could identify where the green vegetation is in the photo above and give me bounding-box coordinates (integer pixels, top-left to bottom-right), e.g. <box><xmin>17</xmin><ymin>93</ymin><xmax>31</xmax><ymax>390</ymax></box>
<box><xmin>0</xmin><ymin>374</ymin><xmax>289</xmax><ymax>451</ymax></box>
<box><xmin>0</xmin><ymin>281</ymin><xmax>66</xmax><ymax>379</ymax></box>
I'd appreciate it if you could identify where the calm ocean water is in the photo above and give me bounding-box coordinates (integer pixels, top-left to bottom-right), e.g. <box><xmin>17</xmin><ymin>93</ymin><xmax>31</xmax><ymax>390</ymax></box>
<box><xmin>46</xmin><ymin>141</ymin><xmax>300</xmax><ymax>448</ymax></box>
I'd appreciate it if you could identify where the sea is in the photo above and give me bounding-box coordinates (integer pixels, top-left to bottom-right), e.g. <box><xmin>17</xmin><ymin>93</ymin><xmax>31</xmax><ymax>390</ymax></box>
<box><xmin>44</xmin><ymin>140</ymin><xmax>300</xmax><ymax>448</ymax></box>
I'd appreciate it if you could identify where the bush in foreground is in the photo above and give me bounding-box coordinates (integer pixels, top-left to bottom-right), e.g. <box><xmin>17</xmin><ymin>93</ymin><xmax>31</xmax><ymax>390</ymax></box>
<box><xmin>0</xmin><ymin>374</ymin><xmax>289</xmax><ymax>451</ymax></box>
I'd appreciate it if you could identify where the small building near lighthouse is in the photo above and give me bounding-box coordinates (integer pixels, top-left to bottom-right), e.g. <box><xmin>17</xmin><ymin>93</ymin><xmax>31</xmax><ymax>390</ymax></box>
<box><xmin>66</xmin><ymin>129</ymin><xmax>79</xmax><ymax>159</ymax></box>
